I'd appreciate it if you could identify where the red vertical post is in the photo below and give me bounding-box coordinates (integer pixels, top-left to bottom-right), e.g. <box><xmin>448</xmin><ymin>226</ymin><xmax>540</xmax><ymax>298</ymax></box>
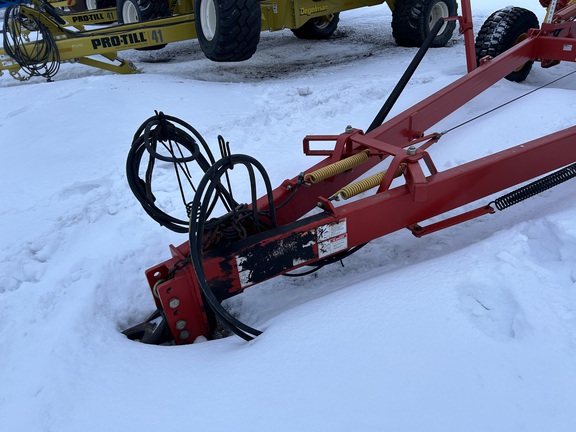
<box><xmin>459</xmin><ymin>0</ymin><xmax>477</xmax><ymax>73</ymax></box>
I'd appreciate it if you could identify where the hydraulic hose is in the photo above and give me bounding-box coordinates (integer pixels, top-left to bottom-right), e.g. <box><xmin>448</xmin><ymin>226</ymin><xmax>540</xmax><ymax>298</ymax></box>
<box><xmin>367</xmin><ymin>18</ymin><xmax>446</xmax><ymax>133</ymax></box>
<box><xmin>126</xmin><ymin>112</ymin><xmax>229</xmax><ymax>233</ymax></box>
<box><xmin>188</xmin><ymin>154</ymin><xmax>277</xmax><ymax>341</ymax></box>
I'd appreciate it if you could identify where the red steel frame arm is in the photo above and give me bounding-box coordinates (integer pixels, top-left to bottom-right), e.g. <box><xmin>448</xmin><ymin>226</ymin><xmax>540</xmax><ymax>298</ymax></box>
<box><xmin>145</xmin><ymin>15</ymin><xmax>576</xmax><ymax>344</ymax></box>
<box><xmin>258</xmin><ymin>13</ymin><xmax>576</xmax><ymax>228</ymax></box>
<box><xmin>258</xmin><ymin>32</ymin><xmax>559</xmax><ymax>226</ymax></box>
<box><xmin>151</xmin><ymin>125</ymin><xmax>576</xmax><ymax>344</ymax></box>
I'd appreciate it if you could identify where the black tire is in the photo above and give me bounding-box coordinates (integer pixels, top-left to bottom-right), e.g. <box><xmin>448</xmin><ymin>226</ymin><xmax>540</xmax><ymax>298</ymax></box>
<box><xmin>117</xmin><ymin>0</ymin><xmax>169</xmax><ymax>49</ymax></box>
<box><xmin>194</xmin><ymin>0</ymin><xmax>261</xmax><ymax>62</ymax></box>
<box><xmin>116</xmin><ymin>0</ymin><xmax>169</xmax><ymax>24</ymax></box>
<box><xmin>392</xmin><ymin>0</ymin><xmax>457</xmax><ymax>48</ymax></box>
<box><xmin>475</xmin><ymin>7</ymin><xmax>539</xmax><ymax>83</ymax></box>
<box><xmin>68</xmin><ymin>0</ymin><xmax>91</xmax><ymax>12</ymax></box>
<box><xmin>292</xmin><ymin>13</ymin><xmax>340</xmax><ymax>40</ymax></box>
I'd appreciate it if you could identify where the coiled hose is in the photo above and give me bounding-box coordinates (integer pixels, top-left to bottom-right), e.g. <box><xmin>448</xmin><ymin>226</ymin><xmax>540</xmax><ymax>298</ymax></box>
<box><xmin>126</xmin><ymin>112</ymin><xmax>226</xmax><ymax>233</ymax></box>
<box><xmin>2</xmin><ymin>3</ymin><xmax>60</xmax><ymax>80</ymax></box>
<box><xmin>127</xmin><ymin>112</ymin><xmax>280</xmax><ymax>340</ymax></box>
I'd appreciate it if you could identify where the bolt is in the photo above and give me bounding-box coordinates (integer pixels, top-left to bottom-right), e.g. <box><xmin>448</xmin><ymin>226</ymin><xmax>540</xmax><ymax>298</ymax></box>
<box><xmin>317</xmin><ymin>201</ymin><xmax>324</xmax><ymax>208</ymax></box>
<box><xmin>176</xmin><ymin>319</ymin><xmax>187</xmax><ymax>330</ymax></box>
<box><xmin>345</xmin><ymin>125</ymin><xmax>353</xmax><ymax>133</ymax></box>
<box><xmin>179</xmin><ymin>330</ymin><xmax>190</xmax><ymax>340</ymax></box>
<box><xmin>407</xmin><ymin>146</ymin><xmax>417</xmax><ymax>155</ymax></box>
<box><xmin>168</xmin><ymin>298</ymin><xmax>180</xmax><ymax>309</ymax></box>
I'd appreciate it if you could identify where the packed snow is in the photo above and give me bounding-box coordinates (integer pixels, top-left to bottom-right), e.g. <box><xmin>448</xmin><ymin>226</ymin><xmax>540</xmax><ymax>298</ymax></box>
<box><xmin>1</xmin><ymin>1</ymin><xmax>575</xmax><ymax>431</ymax></box>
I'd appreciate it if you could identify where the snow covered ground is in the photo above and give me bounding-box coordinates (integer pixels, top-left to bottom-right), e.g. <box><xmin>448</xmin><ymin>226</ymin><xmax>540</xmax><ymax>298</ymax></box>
<box><xmin>1</xmin><ymin>1</ymin><xmax>576</xmax><ymax>431</ymax></box>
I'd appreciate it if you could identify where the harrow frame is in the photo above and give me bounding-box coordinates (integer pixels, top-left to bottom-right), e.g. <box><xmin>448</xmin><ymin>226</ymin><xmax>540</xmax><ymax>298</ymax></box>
<box><xmin>129</xmin><ymin>0</ymin><xmax>576</xmax><ymax>344</ymax></box>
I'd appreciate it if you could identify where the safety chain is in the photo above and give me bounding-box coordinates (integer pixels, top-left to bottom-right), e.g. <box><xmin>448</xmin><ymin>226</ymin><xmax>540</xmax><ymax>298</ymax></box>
<box><xmin>167</xmin><ymin>256</ymin><xmax>192</xmax><ymax>279</ymax></box>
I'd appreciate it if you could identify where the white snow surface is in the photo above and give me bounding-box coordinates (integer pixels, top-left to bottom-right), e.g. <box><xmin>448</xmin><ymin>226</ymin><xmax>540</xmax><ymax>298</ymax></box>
<box><xmin>1</xmin><ymin>1</ymin><xmax>576</xmax><ymax>431</ymax></box>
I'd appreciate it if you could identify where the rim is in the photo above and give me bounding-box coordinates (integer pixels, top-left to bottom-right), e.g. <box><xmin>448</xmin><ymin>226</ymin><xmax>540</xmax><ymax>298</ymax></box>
<box><xmin>200</xmin><ymin>0</ymin><xmax>217</xmax><ymax>41</ymax></box>
<box><xmin>86</xmin><ymin>0</ymin><xmax>98</xmax><ymax>10</ymax></box>
<box><xmin>122</xmin><ymin>0</ymin><xmax>140</xmax><ymax>23</ymax></box>
<box><xmin>428</xmin><ymin>2</ymin><xmax>449</xmax><ymax>35</ymax></box>
<box><xmin>311</xmin><ymin>14</ymin><xmax>334</xmax><ymax>30</ymax></box>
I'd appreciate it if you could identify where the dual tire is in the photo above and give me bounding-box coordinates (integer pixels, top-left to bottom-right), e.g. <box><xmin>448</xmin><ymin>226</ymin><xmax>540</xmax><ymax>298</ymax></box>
<box><xmin>116</xmin><ymin>0</ymin><xmax>461</xmax><ymax>60</ymax></box>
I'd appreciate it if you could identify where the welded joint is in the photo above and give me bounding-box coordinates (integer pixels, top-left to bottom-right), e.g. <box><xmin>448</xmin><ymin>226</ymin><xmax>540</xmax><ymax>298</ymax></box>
<box><xmin>405</xmin><ymin>161</ymin><xmax>428</xmax><ymax>203</ymax></box>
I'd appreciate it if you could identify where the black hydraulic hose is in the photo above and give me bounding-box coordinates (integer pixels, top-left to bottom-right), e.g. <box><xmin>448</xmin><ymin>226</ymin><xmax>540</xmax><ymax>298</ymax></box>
<box><xmin>367</xmin><ymin>18</ymin><xmax>446</xmax><ymax>133</ymax></box>
<box><xmin>282</xmin><ymin>20</ymin><xmax>448</xmax><ymax>278</ymax></box>
<box><xmin>127</xmin><ymin>137</ymin><xmax>192</xmax><ymax>232</ymax></box>
<box><xmin>126</xmin><ymin>127</ymin><xmax>206</xmax><ymax>233</ymax></box>
<box><xmin>41</xmin><ymin>1</ymin><xmax>67</xmax><ymax>25</ymax></box>
<box><xmin>283</xmin><ymin>242</ymin><xmax>368</xmax><ymax>277</ymax></box>
<box><xmin>189</xmin><ymin>155</ymin><xmax>277</xmax><ymax>341</ymax></box>
<box><xmin>126</xmin><ymin>112</ymin><xmax>236</xmax><ymax>232</ymax></box>
<box><xmin>3</xmin><ymin>3</ymin><xmax>61</xmax><ymax>80</ymax></box>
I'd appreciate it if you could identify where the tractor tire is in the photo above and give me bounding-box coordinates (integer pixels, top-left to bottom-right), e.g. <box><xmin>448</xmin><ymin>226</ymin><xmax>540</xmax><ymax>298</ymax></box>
<box><xmin>392</xmin><ymin>0</ymin><xmax>457</xmax><ymax>48</ymax></box>
<box><xmin>475</xmin><ymin>7</ymin><xmax>539</xmax><ymax>83</ymax></box>
<box><xmin>291</xmin><ymin>13</ymin><xmax>340</xmax><ymax>40</ymax></box>
<box><xmin>194</xmin><ymin>0</ymin><xmax>261</xmax><ymax>62</ymax></box>
<box><xmin>116</xmin><ymin>0</ymin><xmax>169</xmax><ymax>24</ymax></box>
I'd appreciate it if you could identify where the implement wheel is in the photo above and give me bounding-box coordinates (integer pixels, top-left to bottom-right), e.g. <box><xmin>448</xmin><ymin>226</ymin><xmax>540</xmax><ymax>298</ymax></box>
<box><xmin>194</xmin><ymin>0</ymin><xmax>261</xmax><ymax>62</ymax></box>
<box><xmin>116</xmin><ymin>0</ymin><xmax>169</xmax><ymax>24</ymax></box>
<box><xmin>292</xmin><ymin>13</ymin><xmax>340</xmax><ymax>39</ymax></box>
<box><xmin>475</xmin><ymin>7</ymin><xmax>539</xmax><ymax>83</ymax></box>
<box><xmin>392</xmin><ymin>0</ymin><xmax>457</xmax><ymax>47</ymax></box>
<box><xmin>117</xmin><ymin>0</ymin><xmax>169</xmax><ymax>49</ymax></box>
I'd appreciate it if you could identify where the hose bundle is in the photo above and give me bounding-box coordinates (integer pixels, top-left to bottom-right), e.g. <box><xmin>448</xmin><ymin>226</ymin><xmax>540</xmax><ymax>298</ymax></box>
<box><xmin>188</xmin><ymin>154</ymin><xmax>277</xmax><ymax>340</ymax></box>
<box><xmin>127</xmin><ymin>112</ymin><xmax>278</xmax><ymax>340</ymax></box>
<box><xmin>126</xmin><ymin>112</ymin><xmax>221</xmax><ymax>233</ymax></box>
<box><xmin>2</xmin><ymin>3</ymin><xmax>60</xmax><ymax>80</ymax></box>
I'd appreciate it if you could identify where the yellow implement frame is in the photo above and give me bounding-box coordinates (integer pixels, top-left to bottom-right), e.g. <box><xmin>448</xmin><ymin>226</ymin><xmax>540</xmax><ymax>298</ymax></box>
<box><xmin>0</xmin><ymin>0</ymin><xmax>397</xmax><ymax>80</ymax></box>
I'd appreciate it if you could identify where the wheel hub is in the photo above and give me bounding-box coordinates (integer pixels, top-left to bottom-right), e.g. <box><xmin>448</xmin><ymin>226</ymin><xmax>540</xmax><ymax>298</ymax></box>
<box><xmin>429</xmin><ymin>2</ymin><xmax>449</xmax><ymax>35</ymax></box>
<box><xmin>200</xmin><ymin>0</ymin><xmax>217</xmax><ymax>41</ymax></box>
<box><xmin>122</xmin><ymin>1</ymin><xmax>140</xmax><ymax>23</ymax></box>
<box><xmin>312</xmin><ymin>14</ymin><xmax>334</xmax><ymax>30</ymax></box>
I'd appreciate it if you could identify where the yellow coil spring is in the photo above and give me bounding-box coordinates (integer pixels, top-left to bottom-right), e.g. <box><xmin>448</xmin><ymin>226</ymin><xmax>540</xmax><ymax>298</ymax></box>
<box><xmin>304</xmin><ymin>150</ymin><xmax>370</xmax><ymax>184</ymax></box>
<box><xmin>332</xmin><ymin>165</ymin><xmax>405</xmax><ymax>201</ymax></box>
